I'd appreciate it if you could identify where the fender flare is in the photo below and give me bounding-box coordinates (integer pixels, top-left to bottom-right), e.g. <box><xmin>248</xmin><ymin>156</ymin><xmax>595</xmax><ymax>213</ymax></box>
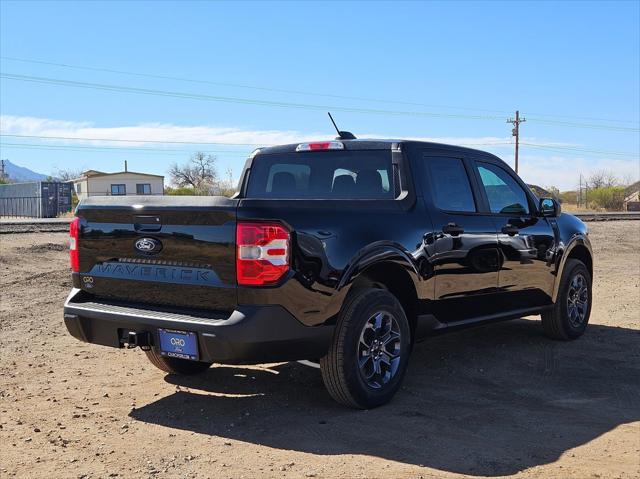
<box><xmin>552</xmin><ymin>233</ymin><xmax>593</xmax><ymax>302</ymax></box>
<box><xmin>337</xmin><ymin>242</ymin><xmax>421</xmax><ymax>293</ymax></box>
<box><xmin>317</xmin><ymin>243</ymin><xmax>421</xmax><ymax>325</ymax></box>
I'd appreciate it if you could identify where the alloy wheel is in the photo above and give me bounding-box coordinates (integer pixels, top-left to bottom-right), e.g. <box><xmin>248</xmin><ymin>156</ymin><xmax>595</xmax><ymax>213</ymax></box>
<box><xmin>357</xmin><ymin>311</ymin><xmax>402</xmax><ymax>389</ymax></box>
<box><xmin>567</xmin><ymin>272</ymin><xmax>589</xmax><ymax>328</ymax></box>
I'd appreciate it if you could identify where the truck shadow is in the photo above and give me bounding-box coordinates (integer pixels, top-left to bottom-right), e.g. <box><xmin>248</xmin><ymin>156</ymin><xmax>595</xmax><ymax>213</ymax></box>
<box><xmin>130</xmin><ymin>319</ymin><xmax>640</xmax><ymax>476</ymax></box>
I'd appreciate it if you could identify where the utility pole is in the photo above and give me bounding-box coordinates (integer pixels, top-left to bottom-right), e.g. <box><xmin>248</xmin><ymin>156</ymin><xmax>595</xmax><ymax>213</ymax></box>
<box><xmin>507</xmin><ymin>111</ymin><xmax>526</xmax><ymax>174</ymax></box>
<box><xmin>579</xmin><ymin>174</ymin><xmax>583</xmax><ymax>208</ymax></box>
<box><xmin>0</xmin><ymin>159</ymin><xmax>6</xmax><ymax>181</ymax></box>
<box><xmin>584</xmin><ymin>180</ymin><xmax>588</xmax><ymax>208</ymax></box>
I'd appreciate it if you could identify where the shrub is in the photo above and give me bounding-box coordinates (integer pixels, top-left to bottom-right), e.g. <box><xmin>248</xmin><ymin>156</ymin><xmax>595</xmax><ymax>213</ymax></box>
<box><xmin>559</xmin><ymin>190</ymin><xmax>577</xmax><ymax>206</ymax></box>
<box><xmin>165</xmin><ymin>186</ymin><xmax>198</xmax><ymax>196</ymax></box>
<box><xmin>587</xmin><ymin>186</ymin><xmax>626</xmax><ymax>211</ymax></box>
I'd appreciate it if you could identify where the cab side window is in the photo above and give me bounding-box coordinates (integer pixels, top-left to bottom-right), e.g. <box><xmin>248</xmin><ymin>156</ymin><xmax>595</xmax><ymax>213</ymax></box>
<box><xmin>426</xmin><ymin>157</ymin><xmax>476</xmax><ymax>212</ymax></box>
<box><xmin>476</xmin><ymin>162</ymin><xmax>530</xmax><ymax>215</ymax></box>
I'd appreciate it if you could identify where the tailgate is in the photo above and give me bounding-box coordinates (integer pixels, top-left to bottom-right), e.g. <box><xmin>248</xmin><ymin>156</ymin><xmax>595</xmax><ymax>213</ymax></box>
<box><xmin>75</xmin><ymin>195</ymin><xmax>237</xmax><ymax>311</ymax></box>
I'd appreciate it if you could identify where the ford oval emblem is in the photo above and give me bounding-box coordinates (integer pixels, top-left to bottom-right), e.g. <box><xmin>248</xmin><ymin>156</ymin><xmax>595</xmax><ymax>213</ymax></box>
<box><xmin>134</xmin><ymin>237</ymin><xmax>162</xmax><ymax>255</ymax></box>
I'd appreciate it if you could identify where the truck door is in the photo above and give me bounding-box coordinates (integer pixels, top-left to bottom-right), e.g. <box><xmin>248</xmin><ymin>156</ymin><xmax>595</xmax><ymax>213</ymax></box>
<box><xmin>419</xmin><ymin>154</ymin><xmax>501</xmax><ymax>322</ymax></box>
<box><xmin>471</xmin><ymin>160</ymin><xmax>557</xmax><ymax>308</ymax></box>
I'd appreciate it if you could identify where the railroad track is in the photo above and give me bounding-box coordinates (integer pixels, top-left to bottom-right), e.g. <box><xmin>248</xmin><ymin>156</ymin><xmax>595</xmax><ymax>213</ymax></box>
<box><xmin>0</xmin><ymin>218</ymin><xmax>72</xmax><ymax>234</ymax></box>
<box><xmin>575</xmin><ymin>212</ymin><xmax>640</xmax><ymax>221</ymax></box>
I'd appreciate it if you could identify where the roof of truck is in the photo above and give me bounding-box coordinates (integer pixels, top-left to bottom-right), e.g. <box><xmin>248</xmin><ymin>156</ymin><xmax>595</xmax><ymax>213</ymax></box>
<box><xmin>255</xmin><ymin>138</ymin><xmax>503</xmax><ymax>160</ymax></box>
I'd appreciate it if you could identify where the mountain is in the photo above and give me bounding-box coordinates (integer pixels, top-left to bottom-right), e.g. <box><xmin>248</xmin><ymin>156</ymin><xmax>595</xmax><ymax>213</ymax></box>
<box><xmin>1</xmin><ymin>160</ymin><xmax>49</xmax><ymax>182</ymax></box>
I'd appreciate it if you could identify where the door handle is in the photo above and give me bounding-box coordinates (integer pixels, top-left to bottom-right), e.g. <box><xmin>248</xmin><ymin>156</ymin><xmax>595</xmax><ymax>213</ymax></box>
<box><xmin>442</xmin><ymin>222</ymin><xmax>464</xmax><ymax>236</ymax></box>
<box><xmin>501</xmin><ymin>224</ymin><xmax>519</xmax><ymax>236</ymax></box>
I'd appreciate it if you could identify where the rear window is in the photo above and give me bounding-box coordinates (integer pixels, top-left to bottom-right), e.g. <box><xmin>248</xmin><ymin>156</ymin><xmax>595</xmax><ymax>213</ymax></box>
<box><xmin>245</xmin><ymin>150</ymin><xmax>395</xmax><ymax>199</ymax></box>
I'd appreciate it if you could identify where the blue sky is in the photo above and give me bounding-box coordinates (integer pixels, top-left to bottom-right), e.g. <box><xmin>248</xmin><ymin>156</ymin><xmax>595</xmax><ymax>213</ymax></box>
<box><xmin>1</xmin><ymin>0</ymin><xmax>638</xmax><ymax>190</ymax></box>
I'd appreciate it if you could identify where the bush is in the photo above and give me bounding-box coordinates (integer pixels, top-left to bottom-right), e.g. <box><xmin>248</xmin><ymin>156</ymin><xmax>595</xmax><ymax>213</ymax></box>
<box><xmin>165</xmin><ymin>185</ymin><xmax>236</xmax><ymax>197</ymax></box>
<box><xmin>165</xmin><ymin>186</ymin><xmax>198</xmax><ymax>196</ymax></box>
<box><xmin>587</xmin><ymin>186</ymin><xmax>626</xmax><ymax>211</ymax></box>
<box><xmin>559</xmin><ymin>190</ymin><xmax>577</xmax><ymax>206</ymax></box>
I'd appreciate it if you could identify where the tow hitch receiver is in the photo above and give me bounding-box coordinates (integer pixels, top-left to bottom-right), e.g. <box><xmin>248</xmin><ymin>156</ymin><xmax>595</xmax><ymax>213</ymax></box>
<box><xmin>119</xmin><ymin>330</ymin><xmax>152</xmax><ymax>350</ymax></box>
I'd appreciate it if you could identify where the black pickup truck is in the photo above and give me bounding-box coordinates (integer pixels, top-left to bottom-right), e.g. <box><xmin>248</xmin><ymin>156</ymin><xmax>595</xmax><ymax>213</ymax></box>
<box><xmin>64</xmin><ymin>138</ymin><xmax>593</xmax><ymax>408</ymax></box>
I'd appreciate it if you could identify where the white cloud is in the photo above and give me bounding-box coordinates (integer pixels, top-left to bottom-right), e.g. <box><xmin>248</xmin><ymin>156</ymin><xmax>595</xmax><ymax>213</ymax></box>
<box><xmin>1</xmin><ymin>115</ymin><xmax>637</xmax><ymax>190</ymax></box>
<box><xmin>0</xmin><ymin>115</ymin><xmax>547</xmax><ymax>148</ymax></box>
<box><xmin>517</xmin><ymin>153</ymin><xmax>639</xmax><ymax>190</ymax></box>
<box><xmin>0</xmin><ymin>114</ymin><xmax>327</xmax><ymax>146</ymax></box>
<box><xmin>0</xmin><ymin>115</ymin><xmax>93</xmax><ymax>134</ymax></box>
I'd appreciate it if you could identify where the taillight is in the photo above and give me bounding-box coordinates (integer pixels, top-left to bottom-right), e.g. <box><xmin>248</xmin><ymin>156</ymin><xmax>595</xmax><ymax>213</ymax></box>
<box><xmin>69</xmin><ymin>217</ymin><xmax>80</xmax><ymax>272</ymax></box>
<box><xmin>236</xmin><ymin>222</ymin><xmax>290</xmax><ymax>286</ymax></box>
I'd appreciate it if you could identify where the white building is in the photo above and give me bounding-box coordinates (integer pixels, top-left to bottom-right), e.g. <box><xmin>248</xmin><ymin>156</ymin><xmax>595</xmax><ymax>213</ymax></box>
<box><xmin>72</xmin><ymin>164</ymin><xmax>164</xmax><ymax>201</ymax></box>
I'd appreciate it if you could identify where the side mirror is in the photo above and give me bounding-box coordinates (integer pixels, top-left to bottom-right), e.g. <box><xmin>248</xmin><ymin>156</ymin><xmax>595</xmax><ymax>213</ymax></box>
<box><xmin>539</xmin><ymin>197</ymin><xmax>561</xmax><ymax>217</ymax></box>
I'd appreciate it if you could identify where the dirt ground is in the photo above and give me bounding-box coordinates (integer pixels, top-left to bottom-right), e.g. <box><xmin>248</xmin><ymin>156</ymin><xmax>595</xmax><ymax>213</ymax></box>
<box><xmin>1</xmin><ymin>221</ymin><xmax>639</xmax><ymax>479</ymax></box>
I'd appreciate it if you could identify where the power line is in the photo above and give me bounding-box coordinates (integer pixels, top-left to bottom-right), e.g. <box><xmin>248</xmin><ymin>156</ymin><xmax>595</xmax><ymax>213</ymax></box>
<box><xmin>520</xmin><ymin>142</ymin><xmax>639</xmax><ymax>159</ymax></box>
<box><xmin>3</xmin><ymin>55</ymin><xmax>638</xmax><ymax>126</ymax></box>
<box><xmin>2</xmin><ymin>134</ymin><xmax>637</xmax><ymax>158</ymax></box>
<box><xmin>0</xmin><ymin>133</ymin><xmax>266</xmax><ymax>146</ymax></box>
<box><xmin>0</xmin><ymin>72</ymin><xmax>505</xmax><ymax>121</ymax></box>
<box><xmin>0</xmin><ymin>143</ymin><xmax>190</xmax><ymax>156</ymax></box>
<box><xmin>523</xmin><ymin>111</ymin><xmax>638</xmax><ymax>126</ymax></box>
<box><xmin>0</xmin><ymin>142</ymin><xmax>251</xmax><ymax>156</ymax></box>
<box><xmin>1</xmin><ymin>133</ymin><xmax>507</xmax><ymax>148</ymax></box>
<box><xmin>3</xmin><ymin>71</ymin><xmax>639</xmax><ymax>133</ymax></box>
<box><xmin>0</xmin><ymin>137</ymin><xmax>514</xmax><ymax>153</ymax></box>
<box><xmin>526</xmin><ymin>116</ymin><xmax>640</xmax><ymax>130</ymax></box>
<box><xmin>0</xmin><ymin>56</ymin><xmax>513</xmax><ymax>116</ymax></box>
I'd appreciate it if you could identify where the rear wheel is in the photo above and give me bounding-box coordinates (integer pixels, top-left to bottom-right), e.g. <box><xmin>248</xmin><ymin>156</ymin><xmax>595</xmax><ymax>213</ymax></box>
<box><xmin>144</xmin><ymin>348</ymin><xmax>212</xmax><ymax>374</ymax></box>
<box><xmin>542</xmin><ymin>258</ymin><xmax>592</xmax><ymax>340</ymax></box>
<box><xmin>320</xmin><ymin>288</ymin><xmax>411</xmax><ymax>409</ymax></box>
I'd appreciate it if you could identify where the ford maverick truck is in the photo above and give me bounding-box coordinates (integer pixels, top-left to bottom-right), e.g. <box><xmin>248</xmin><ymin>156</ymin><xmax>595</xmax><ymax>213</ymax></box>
<box><xmin>63</xmin><ymin>139</ymin><xmax>593</xmax><ymax>408</ymax></box>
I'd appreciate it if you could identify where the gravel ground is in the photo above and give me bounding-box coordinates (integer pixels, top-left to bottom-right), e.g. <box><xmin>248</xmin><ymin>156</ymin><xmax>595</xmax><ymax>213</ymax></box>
<box><xmin>1</xmin><ymin>221</ymin><xmax>639</xmax><ymax>479</ymax></box>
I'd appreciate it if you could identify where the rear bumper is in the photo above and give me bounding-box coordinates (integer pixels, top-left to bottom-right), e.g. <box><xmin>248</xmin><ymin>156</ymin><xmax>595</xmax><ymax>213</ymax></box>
<box><xmin>63</xmin><ymin>289</ymin><xmax>334</xmax><ymax>364</ymax></box>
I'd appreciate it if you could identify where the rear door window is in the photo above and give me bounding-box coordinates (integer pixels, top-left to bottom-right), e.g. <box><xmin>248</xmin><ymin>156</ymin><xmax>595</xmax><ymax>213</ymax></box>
<box><xmin>425</xmin><ymin>157</ymin><xmax>476</xmax><ymax>212</ymax></box>
<box><xmin>246</xmin><ymin>150</ymin><xmax>394</xmax><ymax>199</ymax></box>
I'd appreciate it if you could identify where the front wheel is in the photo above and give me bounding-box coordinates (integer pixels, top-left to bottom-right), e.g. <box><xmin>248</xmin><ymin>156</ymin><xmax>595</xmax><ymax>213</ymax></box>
<box><xmin>144</xmin><ymin>348</ymin><xmax>213</xmax><ymax>374</ymax></box>
<box><xmin>542</xmin><ymin>258</ymin><xmax>592</xmax><ymax>340</ymax></box>
<box><xmin>320</xmin><ymin>288</ymin><xmax>411</xmax><ymax>409</ymax></box>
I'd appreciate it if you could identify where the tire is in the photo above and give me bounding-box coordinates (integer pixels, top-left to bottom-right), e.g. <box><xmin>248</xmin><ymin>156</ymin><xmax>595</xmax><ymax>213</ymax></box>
<box><xmin>144</xmin><ymin>348</ymin><xmax>213</xmax><ymax>374</ymax></box>
<box><xmin>542</xmin><ymin>258</ymin><xmax>592</xmax><ymax>340</ymax></box>
<box><xmin>320</xmin><ymin>288</ymin><xmax>411</xmax><ymax>409</ymax></box>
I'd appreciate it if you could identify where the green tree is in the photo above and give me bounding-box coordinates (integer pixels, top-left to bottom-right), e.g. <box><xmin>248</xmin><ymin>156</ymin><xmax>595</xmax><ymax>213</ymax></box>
<box><xmin>559</xmin><ymin>190</ymin><xmax>578</xmax><ymax>206</ymax></box>
<box><xmin>588</xmin><ymin>186</ymin><xmax>626</xmax><ymax>211</ymax></box>
<box><xmin>165</xmin><ymin>186</ymin><xmax>198</xmax><ymax>196</ymax></box>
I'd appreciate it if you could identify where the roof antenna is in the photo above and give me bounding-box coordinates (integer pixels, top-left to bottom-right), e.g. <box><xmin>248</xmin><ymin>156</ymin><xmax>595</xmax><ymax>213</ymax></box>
<box><xmin>327</xmin><ymin>112</ymin><xmax>356</xmax><ymax>140</ymax></box>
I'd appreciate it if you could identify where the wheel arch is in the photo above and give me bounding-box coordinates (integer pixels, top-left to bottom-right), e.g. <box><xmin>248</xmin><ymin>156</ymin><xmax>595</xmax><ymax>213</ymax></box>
<box><xmin>339</xmin><ymin>248</ymin><xmax>420</xmax><ymax>343</ymax></box>
<box><xmin>553</xmin><ymin>234</ymin><xmax>593</xmax><ymax>302</ymax></box>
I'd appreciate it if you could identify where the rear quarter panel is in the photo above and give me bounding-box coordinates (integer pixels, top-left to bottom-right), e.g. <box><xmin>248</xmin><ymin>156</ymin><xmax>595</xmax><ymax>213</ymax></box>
<box><xmin>237</xmin><ymin>198</ymin><xmax>432</xmax><ymax>326</ymax></box>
